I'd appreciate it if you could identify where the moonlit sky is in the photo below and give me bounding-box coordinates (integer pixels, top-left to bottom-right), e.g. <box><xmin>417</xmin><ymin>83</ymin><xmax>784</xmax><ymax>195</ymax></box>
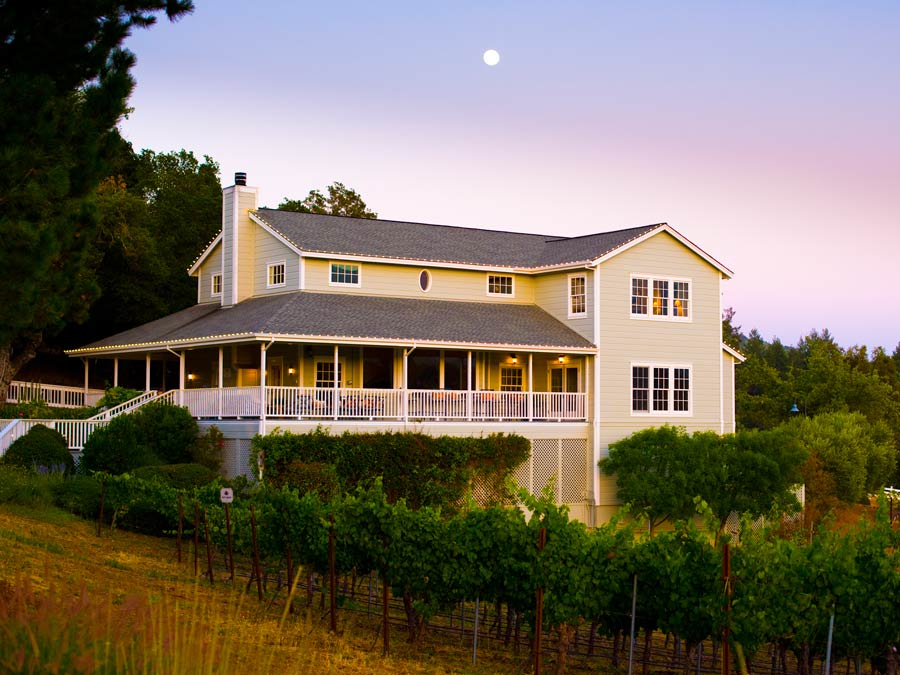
<box><xmin>121</xmin><ymin>1</ymin><xmax>900</xmax><ymax>352</ymax></box>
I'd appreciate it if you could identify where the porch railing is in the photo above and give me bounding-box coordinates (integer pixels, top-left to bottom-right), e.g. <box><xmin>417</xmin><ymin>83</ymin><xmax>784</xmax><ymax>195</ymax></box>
<box><xmin>7</xmin><ymin>381</ymin><xmax>105</xmax><ymax>409</ymax></box>
<box><xmin>178</xmin><ymin>386</ymin><xmax>587</xmax><ymax>422</ymax></box>
<box><xmin>0</xmin><ymin>418</ymin><xmax>109</xmax><ymax>454</ymax></box>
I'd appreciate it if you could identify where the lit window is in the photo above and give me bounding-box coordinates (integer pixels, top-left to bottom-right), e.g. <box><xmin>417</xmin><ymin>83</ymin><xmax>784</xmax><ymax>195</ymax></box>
<box><xmin>487</xmin><ymin>274</ymin><xmax>514</xmax><ymax>296</ymax></box>
<box><xmin>330</xmin><ymin>262</ymin><xmax>360</xmax><ymax>286</ymax></box>
<box><xmin>211</xmin><ymin>273</ymin><xmax>222</xmax><ymax>296</ymax></box>
<box><xmin>631</xmin><ymin>276</ymin><xmax>690</xmax><ymax>320</ymax></box>
<box><xmin>569</xmin><ymin>274</ymin><xmax>586</xmax><ymax>317</ymax></box>
<box><xmin>267</xmin><ymin>262</ymin><xmax>285</xmax><ymax>288</ymax></box>
<box><xmin>632</xmin><ymin>364</ymin><xmax>691</xmax><ymax>415</ymax></box>
<box><xmin>500</xmin><ymin>366</ymin><xmax>523</xmax><ymax>391</ymax></box>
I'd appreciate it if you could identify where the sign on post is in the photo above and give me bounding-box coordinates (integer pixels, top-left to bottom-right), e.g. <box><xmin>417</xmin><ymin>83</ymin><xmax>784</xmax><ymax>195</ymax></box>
<box><xmin>220</xmin><ymin>487</ymin><xmax>234</xmax><ymax>504</ymax></box>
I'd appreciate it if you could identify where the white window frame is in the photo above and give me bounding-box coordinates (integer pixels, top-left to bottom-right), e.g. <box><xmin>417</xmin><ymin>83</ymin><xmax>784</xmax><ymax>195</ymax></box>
<box><xmin>211</xmin><ymin>273</ymin><xmax>222</xmax><ymax>297</ymax></box>
<box><xmin>630</xmin><ymin>362</ymin><xmax>692</xmax><ymax>416</ymax></box>
<box><xmin>629</xmin><ymin>274</ymin><xmax>691</xmax><ymax>321</ymax></box>
<box><xmin>313</xmin><ymin>358</ymin><xmax>346</xmax><ymax>387</ymax></box>
<box><xmin>500</xmin><ymin>365</ymin><xmax>524</xmax><ymax>391</ymax></box>
<box><xmin>329</xmin><ymin>262</ymin><xmax>361</xmax><ymax>287</ymax></box>
<box><xmin>267</xmin><ymin>260</ymin><xmax>286</xmax><ymax>288</ymax></box>
<box><xmin>568</xmin><ymin>273</ymin><xmax>587</xmax><ymax>318</ymax></box>
<box><xmin>486</xmin><ymin>273</ymin><xmax>515</xmax><ymax>297</ymax></box>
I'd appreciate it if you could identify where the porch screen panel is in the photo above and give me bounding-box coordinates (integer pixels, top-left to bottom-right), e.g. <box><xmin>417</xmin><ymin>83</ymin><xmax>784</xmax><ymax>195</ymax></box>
<box><xmin>443</xmin><ymin>351</ymin><xmax>467</xmax><ymax>390</ymax></box>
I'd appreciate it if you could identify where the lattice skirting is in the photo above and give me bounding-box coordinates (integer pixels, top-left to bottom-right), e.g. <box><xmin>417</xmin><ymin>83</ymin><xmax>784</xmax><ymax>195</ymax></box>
<box><xmin>513</xmin><ymin>438</ymin><xmax>590</xmax><ymax>505</ymax></box>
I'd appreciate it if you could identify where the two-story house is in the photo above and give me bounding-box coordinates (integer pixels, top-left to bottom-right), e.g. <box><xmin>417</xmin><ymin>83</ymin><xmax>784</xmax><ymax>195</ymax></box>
<box><xmin>67</xmin><ymin>173</ymin><xmax>742</xmax><ymax>524</ymax></box>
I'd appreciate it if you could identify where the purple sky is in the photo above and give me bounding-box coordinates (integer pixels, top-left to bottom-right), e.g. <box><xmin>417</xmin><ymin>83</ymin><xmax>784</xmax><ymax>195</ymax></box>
<box><xmin>122</xmin><ymin>1</ymin><xmax>900</xmax><ymax>352</ymax></box>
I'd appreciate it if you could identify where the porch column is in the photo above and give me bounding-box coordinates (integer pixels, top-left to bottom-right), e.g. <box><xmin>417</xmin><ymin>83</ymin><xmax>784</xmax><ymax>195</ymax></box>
<box><xmin>113</xmin><ymin>358</ymin><xmax>119</xmax><ymax>387</ymax></box>
<box><xmin>260</xmin><ymin>343</ymin><xmax>267</xmax><ymax>430</ymax></box>
<box><xmin>439</xmin><ymin>350</ymin><xmax>445</xmax><ymax>389</ymax></box>
<box><xmin>402</xmin><ymin>348</ymin><xmax>409</xmax><ymax>422</ymax></box>
<box><xmin>145</xmin><ymin>355</ymin><xmax>151</xmax><ymax>392</ymax></box>
<box><xmin>217</xmin><ymin>347</ymin><xmax>224</xmax><ymax>419</ymax></box>
<box><xmin>333</xmin><ymin>344</ymin><xmax>339</xmax><ymax>421</ymax></box>
<box><xmin>466</xmin><ymin>350</ymin><xmax>472</xmax><ymax>421</ymax></box>
<box><xmin>528</xmin><ymin>353</ymin><xmax>533</xmax><ymax>421</ymax></box>
<box><xmin>82</xmin><ymin>358</ymin><xmax>89</xmax><ymax>393</ymax></box>
<box><xmin>178</xmin><ymin>351</ymin><xmax>185</xmax><ymax>406</ymax></box>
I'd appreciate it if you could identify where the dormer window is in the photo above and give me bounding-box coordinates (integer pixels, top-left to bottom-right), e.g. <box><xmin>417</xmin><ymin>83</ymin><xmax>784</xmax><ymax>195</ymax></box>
<box><xmin>631</xmin><ymin>275</ymin><xmax>690</xmax><ymax>320</ymax></box>
<box><xmin>211</xmin><ymin>273</ymin><xmax>222</xmax><ymax>296</ymax></box>
<box><xmin>330</xmin><ymin>262</ymin><xmax>360</xmax><ymax>286</ymax></box>
<box><xmin>267</xmin><ymin>262</ymin><xmax>286</xmax><ymax>288</ymax></box>
<box><xmin>487</xmin><ymin>274</ymin><xmax>514</xmax><ymax>297</ymax></box>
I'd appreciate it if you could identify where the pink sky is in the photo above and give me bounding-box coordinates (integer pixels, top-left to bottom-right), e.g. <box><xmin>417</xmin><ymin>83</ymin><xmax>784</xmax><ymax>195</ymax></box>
<box><xmin>121</xmin><ymin>1</ymin><xmax>900</xmax><ymax>351</ymax></box>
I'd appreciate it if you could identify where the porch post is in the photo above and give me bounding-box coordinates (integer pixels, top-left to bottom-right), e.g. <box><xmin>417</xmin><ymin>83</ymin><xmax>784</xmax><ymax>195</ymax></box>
<box><xmin>528</xmin><ymin>353</ymin><xmax>533</xmax><ymax>421</ymax></box>
<box><xmin>466</xmin><ymin>350</ymin><xmax>472</xmax><ymax>421</ymax></box>
<box><xmin>82</xmin><ymin>358</ymin><xmax>89</xmax><ymax>392</ymax></box>
<box><xmin>260</xmin><ymin>343</ymin><xmax>267</xmax><ymax>428</ymax></box>
<box><xmin>113</xmin><ymin>357</ymin><xmax>119</xmax><ymax>387</ymax></box>
<box><xmin>439</xmin><ymin>350</ymin><xmax>445</xmax><ymax>389</ymax></box>
<box><xmin>178</xmin><ymin>351</ymin><xmax>185</xmax><ymax>406</ymax></box>
<box><xmin>145</xmin><ymin>355</ymin><xmax>151</xmax><ymax>392</ymax></box>
<box><xmin>402</xmin><ymin>348</ymin><xmax>409</xmax><ymax>422</ymax></box>
<box><xmin>218</xmin><ymin>347</ymin><xmax>224</xmax><ymax>419</ymax></box>
<box><xmin>333</xmin><ymin>344</ymin><xmax>339</xmax><ymax>421</ymax></box>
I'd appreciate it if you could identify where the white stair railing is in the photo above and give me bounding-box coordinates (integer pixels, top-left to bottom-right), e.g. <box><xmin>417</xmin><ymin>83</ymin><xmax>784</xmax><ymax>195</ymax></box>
<box><xmin>88</xmin><ymin>390</ymin><xmax>161</xmax><ymax>421</ymax></box>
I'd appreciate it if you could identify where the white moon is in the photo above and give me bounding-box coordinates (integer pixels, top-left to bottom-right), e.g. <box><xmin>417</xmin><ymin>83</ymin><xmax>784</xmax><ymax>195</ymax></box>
<box><xmin>483</xmin><ymin>49</ymin><xmax>500</xmax><ymax>66</ymax></box>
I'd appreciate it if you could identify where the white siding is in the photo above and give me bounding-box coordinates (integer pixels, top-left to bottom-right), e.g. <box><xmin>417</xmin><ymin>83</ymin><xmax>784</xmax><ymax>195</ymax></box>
<box><xmin>533</xmin><ymin>270</ymin><xmax>593</xmax><ymax>343</ymax></box>
<box><xmin>723</xmin><ymin>350</ymin><xmax>736</xmax><ymax>433</ymax></box>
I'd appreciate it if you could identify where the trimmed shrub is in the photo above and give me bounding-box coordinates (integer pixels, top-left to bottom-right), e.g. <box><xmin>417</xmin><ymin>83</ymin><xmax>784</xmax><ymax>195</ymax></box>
<box><xmin>133</xmin><ymin>402</ymin><xmax>198</xmax><ymax>465</ymax></box>
<box><xmin>80</xmin><ymin>415</ymin><xmax>156</xmax><ymax>475</ymax></box>
<box><xmin>95</xmin><ymin>386</ymin><xmax>142</xmax><ymax>410</ymax></box>
<box><xmin>191</xmin><ymin>425</ymin><xmax>224</xmax><ymax>471</ymax></box>
<box><xmin>51</xmin><ymin>475</ymin><xmax>103</xmax><ymax>517</ymax></box>
<box><xmin>132</xmin><ymin>463</ymin><xmax>218</xmax><ymax>490</ymax></box>
<box><xmin>2</xmin><ymin>424</ymin><xmax>74</xmax><ymax>474</ymax></box>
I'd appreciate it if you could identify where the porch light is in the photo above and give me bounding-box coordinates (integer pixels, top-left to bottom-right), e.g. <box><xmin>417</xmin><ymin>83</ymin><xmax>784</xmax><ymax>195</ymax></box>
<box><xmin>187</xmin><ymin>373</ymin><xmax>196</xmax><ymax>381</ymax></box>
<box><xmin>288</xmin><ymin>367</ymin><xmax>296</xmax><ymax>375</ymax></box>
<box><xmin>558</xmin><ymin>355</ymin><xmax>565</xmax><ymax>364</ymax></box>
<box><xmin>510</xmin><ymin>353</ymin><xmax>518</xmax><ymax>364</ymax></box>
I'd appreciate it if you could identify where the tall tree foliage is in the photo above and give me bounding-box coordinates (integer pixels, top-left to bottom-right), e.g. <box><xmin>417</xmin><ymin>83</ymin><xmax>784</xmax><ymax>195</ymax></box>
<box><xmin>0</xmin><ymin>0</ymin><xmax>193</xmax><ymax>400</ymax></box>
<box><xmin>278</xmin><ymin>181</ymin><xmax>377</xmax><ymax>218</ymax></box>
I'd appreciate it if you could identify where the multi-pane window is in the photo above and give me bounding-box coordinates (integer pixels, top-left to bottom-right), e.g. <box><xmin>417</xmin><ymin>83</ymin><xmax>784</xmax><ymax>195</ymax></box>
<box><xmin>211</xmin><ymin>273</ymin><xmax>222</xmax><ymax>296</ymax></box>
<box><xmin>315</xmin><ymin>361</ymin><xmax>342</xmax><ymax>388</ymax></box>
<box><xmin>267</xmin><ymin>262</ymin><xmax>285</xmax><ymax>287</ymax></box>
<box><xmin>487</xmin><ymin>274</ymin><xmax>514</xmax><ymax>296</ymax></box>
<box><xmin>569</xmin><ymin>274</ymin><xmax>586</xmax><ymax>316</ymax></box>
<box><xmin>631</xmin><ymin>278</ymin><xmax>648</xmax><ymax>315</ymax></box>
<box><xmin>631</xmin><ymin>276</ymin><xmax>690</xmax><ymax>320</ymax></box>
<box><xmin>631</xmin><ymin>365</ymin><xmax>691</xmax><ymax>414</ymax></box>
<box><xmin>330</xmin><ymin>262</ymin><xmax>360</xmax><ymax>286</ymax></box>
<box><xmin>500</xmin><ymin>366</ymin><xmax>523</xmax><ymax>391</ymax></box>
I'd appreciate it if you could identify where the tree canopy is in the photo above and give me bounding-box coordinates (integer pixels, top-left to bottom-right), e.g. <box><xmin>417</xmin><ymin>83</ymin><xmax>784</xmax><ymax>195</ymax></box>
<box><xmin>277</xmin><ymin>181</ymin><xmax>377</xmax><ymax>218</ymax></box>
<box><xmin>0</xmin><ymin>0</ymin><xmax>194</xmax><ymax>400</ymax></box>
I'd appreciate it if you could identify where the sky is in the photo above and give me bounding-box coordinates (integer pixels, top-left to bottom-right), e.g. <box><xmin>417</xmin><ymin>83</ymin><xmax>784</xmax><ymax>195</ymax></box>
<box><xmin>121</xmin><ymin>1</ymin><xmax>900</xmax><ymax>352</ymax></box>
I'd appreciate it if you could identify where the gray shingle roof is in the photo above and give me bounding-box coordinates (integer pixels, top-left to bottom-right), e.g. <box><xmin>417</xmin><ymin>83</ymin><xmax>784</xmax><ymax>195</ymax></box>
<box><xmin>254</xmin><ymin>209</ymin><xmax>660</xmax><ymax>268</ymax></box>
<box><xmin>71</xmin><ymin>291</ymin><xmax>595</xmax><ymax>353</ymax></box>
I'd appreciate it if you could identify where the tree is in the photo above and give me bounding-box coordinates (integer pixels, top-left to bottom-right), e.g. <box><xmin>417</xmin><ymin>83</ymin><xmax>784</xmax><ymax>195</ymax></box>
<box><xmin>0</xmin><ymin>0</ymin><xmax>194</xmax><ymax>402</ymax></box>
<box><xmin>722</xmin><ymin>306</ymin><xmax>742</xmax><ymax>350</ymax></box>
<box><xmin>278</xmin><ymin>181</ymin><xmax>377</xmax><ymax>218</ymax></box>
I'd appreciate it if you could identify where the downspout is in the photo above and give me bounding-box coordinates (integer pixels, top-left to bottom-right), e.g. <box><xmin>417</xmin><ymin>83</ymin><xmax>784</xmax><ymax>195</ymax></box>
<box><xmin>591</xmin><ymin>263</ymin><xmax>602</xmax><ymax>524</ymax></box>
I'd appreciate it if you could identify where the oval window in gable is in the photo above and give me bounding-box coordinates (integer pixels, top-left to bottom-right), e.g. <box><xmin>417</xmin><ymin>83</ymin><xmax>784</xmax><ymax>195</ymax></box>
<box><xmin>419</xmin><ymin>270</ymin><xmax>432</xmax><ymax>292</ymax></box>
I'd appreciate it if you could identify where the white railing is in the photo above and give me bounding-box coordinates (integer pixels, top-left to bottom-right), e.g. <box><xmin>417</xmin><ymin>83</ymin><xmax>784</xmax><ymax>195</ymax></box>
<box><xmin>175</xmin><ymin>387</ymin><xmax>586</xmax><ymax>422</ymax></box>
<box><xmin>7</xmin><ymin>381</ymin><xmax>105</xmax><ymax>409</ymax></box>
<box><xmin>0</xmin><ymin>418</ymin><xmax>109</xmax><ymax>455</ymax></box>
<box><xmin>88</xmin><ymin>390</ymin><xmax>161</xmax><ymax>420</ymax></box>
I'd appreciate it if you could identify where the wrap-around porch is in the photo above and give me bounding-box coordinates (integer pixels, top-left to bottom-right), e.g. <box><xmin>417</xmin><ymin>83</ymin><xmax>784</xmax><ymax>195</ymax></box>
<box><xmin>95</xmin><ymin>342</ymin><xmax>590</xmax><ymax>423</ymax></box>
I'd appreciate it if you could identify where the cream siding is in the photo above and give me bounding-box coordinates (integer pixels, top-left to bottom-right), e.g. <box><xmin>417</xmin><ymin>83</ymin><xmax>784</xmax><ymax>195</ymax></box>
<box><xmin>533</xmin><ymin>270</ymin><xmax>594</xmax><ymax>343</ymax></box>
<box><xmin>221</xmin><ymin>190</ymin><xmax>234</xmax><ymax>306</ymax></box>
<box><xmin>595</xmin><ymin>231</ymin><xmax>725</xmax><ymax>507</ymax></box>
<box><xmin>253</xmin><ymin>231</ymin><xmax>299</xmax><ymax>295</ymax></box>
<box><xmin>723</xmin><ymin>351</ymin><xmax>736</xmax><ymax>433</ymax></box>
<box><xmin>196</xmin><ymin>242</ymin><xmax>224</xmax><ymax>304</ymax></box>
<box><xmin>235</xmin><ymin>189</ymin><xmax>258</xmax><ymax>303</ymax></box>
<box><xmin>303</xmin><ymin>259</ymin><xmax>535</xmax><ymax>302</ymax></box>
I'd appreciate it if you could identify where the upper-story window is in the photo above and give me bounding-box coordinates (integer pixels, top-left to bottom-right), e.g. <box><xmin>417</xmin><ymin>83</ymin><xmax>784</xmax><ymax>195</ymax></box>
<box><xmin>418</xmin><ymin>269</ymin><xmax>432</xmax><ymax>292</ymax></box>
<box><xmin>211</xmin><ymin>273</ymin><xmax>222</xmax><ymax>296</ymax></box>
<box><xmin>568</xmin><ymin>274</ymin><xmax>586</xmax><ymax>317</ymax></box>
<box><xmin>631</xmin><ymin>364</ymin><xmax>691</xmax><ymax>415</ymax></box>
<box><xmin>267</xmin><ymin>262</ymin><xmax>286</xmax><ymax>288</ymax></box>
<box><xmin>631</xmin><ymin>275</ymin><xmax>690</xmax><ymax>320</ymax></box>
<box><xmin>330</xmin><ymin>262</ymin><xmax>360</xmax><ymax>286</ymax></box>
<box><xmin>487</xmin><ymin>274</ymin><xmax>514</xmax><ymax>297</ymax></box>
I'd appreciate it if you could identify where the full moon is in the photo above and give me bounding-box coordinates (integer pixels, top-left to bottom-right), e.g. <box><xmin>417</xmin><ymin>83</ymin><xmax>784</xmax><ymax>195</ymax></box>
<box><xmin>483</xmin><ymin>49</ymin><xmax>500</xmax><ymax>66</ymax></box>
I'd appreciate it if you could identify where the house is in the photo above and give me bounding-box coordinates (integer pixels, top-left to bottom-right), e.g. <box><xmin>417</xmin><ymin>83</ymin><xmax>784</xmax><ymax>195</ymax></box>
<box><xmin>64</xmin><ymin>173</ymin><xmax>742</xmax><ymax>524</ymax></box>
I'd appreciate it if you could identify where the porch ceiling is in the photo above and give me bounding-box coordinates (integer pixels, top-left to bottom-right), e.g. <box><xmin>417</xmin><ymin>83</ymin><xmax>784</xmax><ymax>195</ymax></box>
<box><xmin>67</xmin><ymin>291</ymin><xmax>596</xmax><ymax>356</ymax></box>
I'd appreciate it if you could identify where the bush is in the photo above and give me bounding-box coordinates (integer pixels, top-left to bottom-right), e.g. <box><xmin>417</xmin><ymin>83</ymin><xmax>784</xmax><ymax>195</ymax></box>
<box><xmin>51</xmin><ymin>475</ymin><xmax>102</xmax><ymax>518</ymax></box>
<box><xmin>2</xmin><ymin>424</ymin><xmax>74</xmax><ymax>474</ymax></box>
<box><xmin>0</xmin><ymin>399</ymin><xmax>52</xmax><ymax>420</ymax></box>
<box><xmin>95</xmin><ymin>386</ymin><xmax>142</xmax><ymax>410</ymax></box>
<box><xmin>80</xmin><ymin>415</ymin><xmax>156</xmax><ymax>474</ymax></box>
<box><xmin>0</xmin><ymin>466</ymin><xmax>55</xmax><ymax>506</ymax></box>
<box><xmin>191</xmin><ymin>425</ymin><xmax>224</xmax><ymax>471</ymax></box>
<box><xmin>133</xmin><ymin>401</ymin><xmax>199</xmax><ymax>465</ymax></box>
<box><xmin>132</xmin><ymin>463</ymin><xmax>218</xmax><ymax>490</ymax></box>
<box><xmin>273</xmin><ymin>460</ymin><xmax>341</xmax><ymax>498</ymax></box>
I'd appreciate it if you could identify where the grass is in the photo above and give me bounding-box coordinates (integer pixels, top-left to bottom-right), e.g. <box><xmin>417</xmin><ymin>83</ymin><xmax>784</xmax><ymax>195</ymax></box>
<box><xmin>0</xmin><ymin>504</ymin><xmax>525</xmax><ymax>674</ymax></box>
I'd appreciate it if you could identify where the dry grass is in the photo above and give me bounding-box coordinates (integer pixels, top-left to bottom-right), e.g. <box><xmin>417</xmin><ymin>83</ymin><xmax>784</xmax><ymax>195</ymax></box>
<box><xmin>0</xmin><ymin>505</ymin><xmax>523</xmax><ymax>674</ymax></box>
